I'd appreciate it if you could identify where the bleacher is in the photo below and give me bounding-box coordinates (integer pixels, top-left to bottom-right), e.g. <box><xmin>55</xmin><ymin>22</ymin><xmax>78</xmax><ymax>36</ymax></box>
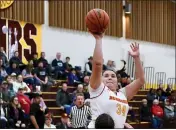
<box><xmin>42</xmin><ymin>80</ymin><xmax>150</xmax><ymax>128</ymax></box>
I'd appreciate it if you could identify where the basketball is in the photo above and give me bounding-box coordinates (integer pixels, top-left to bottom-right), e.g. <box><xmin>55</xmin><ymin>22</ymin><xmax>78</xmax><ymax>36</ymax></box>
<box><xmin>85</xmin><ymin>9</ymin><xmax>110</xmax><ymax>34</ymax></box>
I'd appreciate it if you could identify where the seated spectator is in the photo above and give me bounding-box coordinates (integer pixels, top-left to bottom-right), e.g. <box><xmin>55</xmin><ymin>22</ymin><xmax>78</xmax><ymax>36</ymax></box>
<box><xmin>13</xmin><ymin>75</ymin><xmax>31</xmax><ymax>93</ymax></box>
<box><xmin>11</xmin><ymin>73</ymin><xmax>17</xmax><ymax>82</ymax></box>
<box><xmin>8</xmin><ymin>96</ymin><xmax>26</xmax><ymax>128</ymax></box>
<box><xmin>127</xmin><ymin>106</ymin><xmax>138</xmax><ymax>123</ymax></box>
<box><xmin>22</xmin><ymin>62</ymin><xmax>35</xmax><ymax>90</ymax></box>
<box><xmin>6</xmin><ymin>62</ymin><xmax>21</xmax><ymax>75</ymax></box>
<box><xmin>63</xmin><ymin>57</ymin><xmax>72</xmax><ymax>73</ymax></box>
<box><xmin>151</xmin><ymin>99</ymin><xmax>164</xmax><ymax>128</ymax></box>
<box><xmin>67</xmin><ymin>68</ymin><xmax>80</xmax><ymax>86</ymax></box>
<box><xmin>0</xmin><ymin>47</ymin><xmax>8</xmax><ymax>67</ymax></box>
<box><xmin>83</xmin><ymin>76</ymin><xmax>90</xmax><ymax>99</ymax></box>
<box><xmin>29</xmin><ymin>93</ymin><xmax>45</xmax><ymax>129</ymax></box>
<box><xmin>84</xmin><ymin>56</ymin><xmax>93</xmax><ymax>76</ymax></box>
<box><xmin>16</xmin><ymin>88</ymin><xmax>31</xmax><ymax>116</ymax></box>
<box><xmin>0</xmin><ymin>98</ymin><xmax>8</xmax><ymax>128</ymax></box>
<box><xmin>157</xmin><ymin>89</ymin><xmax>167</xmax><ymax>101</ymax></box>
<box><xmin>44</xmin><ymin>114</ymin><xmax>56</xmax><ymax>129</ymax></box>
<box><xmin>70</xmin><ymin>93</ymin><xmax>91</xmax><ymax>128</ymax></box>
<box><xmin>31</xmin><ymin>53</ymin><xmax>38</xmax><ymax>68</ymax></box>
<box><xmin>102</xmin><ymin>59</ymin><xmax>107</xmax><ymax>71</ymax></box>
<box><xmin>0</xmin><ymin>63</ymin><xmax>8</xmax><ymax>83</ymax></box>
<box><xmin>38</xmin><ymin>52</ymin><xmax>49</xmax><ymax>68</ymax></box>
<box><xmin>147</xmin><ymin>88</ymin><xmax>158</xmax><ymax>107</ymax></box>
<box><xmin>75</xmin><ymin>66</ymin><xmax>84</xmax><ymax>82</ymax></box>
<box><xmin>140</xmin><ymin>99</ymin><xmax>151</xmax><ymax>122</ymax></box>
<box><xmin>56</xmin><ymin>113</ymin><xmax>72</xmax><ymax>129</ymax></box>
<box><xmin>33</xmin><ymin>61</ymin><xmax>52</xmax><ymax>91</ymax></box>
<box><xmin>164</xmin><ymin>99</ymin><xmax>175</xmax><ymax>120</ymax></box>
<box><xmin>1</xmin><ymin>81</ymin><xmax>11</xmax><ymax>102</ymax></box>
<box><xmin>56</xmin><ymin>83</ymin><xmax>72</xmax><ymax>114</ymax></box>
<box><xmin>106</xmin><ymin>60</ymin><xmax>116</xmax><ymax>70</ymax></box>
<box><xmin>6</xmin><ymin>75</ymin><xmax>16</xmax><ymax>98</ymax></box>
<box><xmin>31</xmin><ymin>94</ymin><xmax>47</xmax><ymax>113</ymax></box>
<box><xmin>51</xmin><ymin>52</ymin><xmax>65</xmax><ymax>79</ymax></box>
<box><xmin>72</xmin><ymin>84</ymin><xmax>84</xmax><ymax>101</ymax></box>
<box><xmin>165</xmin><ymin>84</ymin><xmax>173</xmax><ymax>96</ymax></box>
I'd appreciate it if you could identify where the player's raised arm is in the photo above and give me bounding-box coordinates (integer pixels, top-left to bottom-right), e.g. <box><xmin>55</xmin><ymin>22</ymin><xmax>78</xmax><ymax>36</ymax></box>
<box><xmin>89</xmin><ymin>33</ymin><xmax>104</xmax><ymax>90</ymax></box>
<box><xmin>125</xmin><ymin>42</ymin><xmax>145</xmax><ymax>100</ymax></box>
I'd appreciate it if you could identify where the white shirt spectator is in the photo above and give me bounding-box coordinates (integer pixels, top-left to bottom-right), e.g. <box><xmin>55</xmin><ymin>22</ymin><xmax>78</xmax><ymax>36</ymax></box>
<box><xmin>44</xmin><ymin>124</ymin><xmax>56</xmax><ymax>129</ymax></box>
<box><xmin>13</xmin><ymin>81</ymin><xmax>31</xmax><ymax>93</ymax></box>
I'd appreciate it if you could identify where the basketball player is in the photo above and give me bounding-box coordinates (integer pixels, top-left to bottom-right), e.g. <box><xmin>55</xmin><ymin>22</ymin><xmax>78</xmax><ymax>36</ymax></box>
<box><xmin>88</xmin><ymin>32</ymin><xmax>145</xmax><ymax>128</ymax></box>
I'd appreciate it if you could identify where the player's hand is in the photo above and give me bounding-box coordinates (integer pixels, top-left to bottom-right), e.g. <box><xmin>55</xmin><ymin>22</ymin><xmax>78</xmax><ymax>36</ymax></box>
<box><xmin>89</xmin><ymin>31</ymin><xmax>104</xmax><ymax>39</ymax></box>
<box><xmin>124</xmin><ymin>123</ymin><xmax>133</xmax><ymax>129</ymax></box>
<box><xmin>129</xmin><ymin>42</ymin><xmax>140</xmax><ymax>58</ymax></box>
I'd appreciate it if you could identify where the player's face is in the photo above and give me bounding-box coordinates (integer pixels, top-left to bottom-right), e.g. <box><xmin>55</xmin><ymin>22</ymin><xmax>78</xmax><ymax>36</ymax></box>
<box><xmin>103</xmin><ymin>70</ymin><xmax>118</xmax><ymax>91</ymax></box>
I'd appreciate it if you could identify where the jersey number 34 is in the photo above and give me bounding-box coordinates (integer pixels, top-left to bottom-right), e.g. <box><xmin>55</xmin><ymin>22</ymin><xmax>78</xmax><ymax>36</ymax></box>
<box><xmin>116</xmin><ymin>103</ymin><xmax>127</xmax><ymax>116</ymax></box>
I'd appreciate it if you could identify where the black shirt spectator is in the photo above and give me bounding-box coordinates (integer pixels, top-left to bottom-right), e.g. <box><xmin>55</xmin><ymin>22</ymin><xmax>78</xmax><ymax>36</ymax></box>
<box><xmin>84</xmin><ymin>56</ymin><xmax>93</xmax><ymax>76</ymax></box>
<box><xmin>34</xmin><ymin>66</ymin><xmax>47</xmax><ymax>81</ymax></box>
<box><xmin>31</xmin><ymin>53</ymin><xmax>38</xmax><ymax>68</ymax></box>
<box><xmin>63</xmin><ymin>57</ymin><xmax>72</xmax><ymax>72</ymax></box>
<box><xmin>38</xmin><ymin>52</ymin><xmax>49</xmax><ymax>68</ymax></box>
<box><xmin>9</xmin><ymin>51</ymin><xmax>23</xmax><ymax>66</ymax></box>
<box><xmin>51</xmin><ymin>52</ymin><xmax>64</xmax><ymax>71</ymax></box>
<box><xmin>30</xmin><ymin>93</ymin><xmax>45</xmax><ymax>129</ymax></box>
<box><xmin>6</xmin><ymin>62</ymin><xmax>21</xmax><ymax>75</ymax></box>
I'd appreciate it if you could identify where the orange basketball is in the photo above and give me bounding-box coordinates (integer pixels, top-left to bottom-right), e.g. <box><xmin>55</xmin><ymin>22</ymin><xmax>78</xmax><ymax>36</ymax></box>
<box><xmin>85</xmin><ymin>9</ymin><xmax>110</xmax><ymax>34</ymax></box>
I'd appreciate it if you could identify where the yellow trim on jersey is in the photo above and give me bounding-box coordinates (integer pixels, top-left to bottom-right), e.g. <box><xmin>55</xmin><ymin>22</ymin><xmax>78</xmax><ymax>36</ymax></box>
<box><xmin>109</xmin><ymin>96</ymin><xmax>128</xmax><ymax>104</ymax></box>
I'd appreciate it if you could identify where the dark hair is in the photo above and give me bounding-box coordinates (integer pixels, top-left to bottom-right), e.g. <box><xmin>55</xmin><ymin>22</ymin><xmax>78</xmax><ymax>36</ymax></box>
<box><xmin>102</xmin><ymin>69</ymin><xmax>116</xmax><ymax>76</ymax></box>
<box><xmin>10</xmin><ymin>96</ymin><xmax>17</xmax><ymax>103</ymax></box>
<box><xmin>66</xmin><ymin>57</ymin><xmax>70</xmax><ymax>60</ymax></box>
<box><xmin>95</xmin><ymin>113</ymin><xmax>115</xmax><ymax>129</ymax></box>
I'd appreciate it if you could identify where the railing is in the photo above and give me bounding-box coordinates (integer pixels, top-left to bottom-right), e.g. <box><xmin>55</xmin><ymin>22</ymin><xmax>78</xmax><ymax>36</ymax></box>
<box><xmin>144</xmin><ymin>67</ymin><xmax>155</xmax><ymax>89</ymax></box>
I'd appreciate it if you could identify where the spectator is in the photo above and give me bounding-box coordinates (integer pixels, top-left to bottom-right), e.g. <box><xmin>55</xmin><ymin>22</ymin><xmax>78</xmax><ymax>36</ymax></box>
<box><xmin>33</xmin><ymin>61</ymin><xmax>52</xmax><ymax>91</ymax></box>
<box><xmin>72</xmin><ymin>84</ymin><xmax>84</xmax><ymax>101</ymax></box>
<box><xmin>151</xmin><ymin>99</ymin><xmax>164</xmax><ymax>128</ymax></box>
<box><xmin>157</xmin><ymin>89</ymin><xmax>167</xmax><ymax>101</ymax></box>
<box><xmin>140</xmin><ymin>99</ymin><xmax>151</xmax><ymax>122</ymax></box>
<box><xmin>6</xmin><ymin>62</ymin><xmax>21</xmax><ymax>75</ymax></box>
<box><xmin>11</xmin><ymin>73</ymin><xmax>17</xmax><ymax>82</ymax></box>
<box><xmin>56</xmin><ymin>113</ymin><xmax>72</xmax><ymax>129</ymax></box>
<box><xmin>22</xmin><ymin>62</ymin><xmax>35</xmax><ymax>90</ymax></box>
<box><xmin>0</xmin><ymin>98</ymin><xmax>8</xmax><ymax>128</ymax></box>
<box><xmin>56</xmin><ymin>83</ymin><xmax>72</xmax><ymax>114</ymax></box>
<box><xmin>9</xmin><ymin>51</ymin><xmax>22</xmax><ymax>66</ymax></box>
<box><xmin>31</xmin><ymin>53</ymin><xmax>38</xmax><ymax>68</ymax></box>
<box><xmin>75</xmin><ymin>66</ymin><xmax>84</xmax><ymax>82</ymax></box>
<box><xmin>0</xmin><ymin>62</ymin><xmax>8</xmax><ymax>83</ymax></box>
<box><xmin>44</xmin><ymin>114</ymin><xmax>56</xmax><ymax>129</ymax></box>
<box><xmin>38</xmin><ymin>52</ymin><xmax>49</xmax><ymax>68</ymax></box>
<box><xmin>83</xmin><ymin>76</ymin><xmax>90</xmax><ymax>99</ymax></box>
<box><xmin>29</xmin><ymin>93</ymin><xmax>45</xmax><ymax>129</ymax></box>
<box><xmin>51</xmin><ymin>52</ymin><xmax>65</xmax><ymax>79</ymax></box>
<box><xmin>127</xmin><ymin>106</ymin><xmax>138</xmax><ymax>123</ymax></box>
<box><xmin>31</xmin><ymin>95</ymin><xmax>47</xmax><ymax>113</ymax></box>
<box><xmin>13</xmin><ymin>75</ymin><xmax>31</xmax><ymax>93</ymax></box>
<box><xmin>165</xmin><ymin>84</ymin><xmax>173</xmax><ymax>96</ymax></box>
<box><xmin>102</xmin><ymin>59</ymin><xmax>107</xmax><ymax>71</ymax></box>
<box><xmin>0</xmin><ymin>47</ymin><xmax>8</xmax><ymax>67</ymax></box>
<box><xmin>70</xmin><ymin>93</ymin><xmax>91</xmax><ymax>128</ymax></box>
<box><xmin>106</xmin><ymin>60</ymin><xmax>116</xmax><ymax>70</ymax></box>
<box><xmin>84</xmin><ymin>56</ymin><xmax>93</xmax><ymax>76</ymax></box>
<box><xmin>16</xmin><ymin>88</ymin><xmax>31</xmax><ymax>115</ymax></box>
<box><xmin>147</xmin><ymin>88</ymin><xmax>158</xmax><ymax>107</ymax></box>
<box><xmin>63</xmin><ymin>57</ymin><xmax>72</xmax><ymax>72</ymax></box>
<box><xmin>67</xmin><ymin>68</ymin><xmax>80</xmax><ymax>86</ymax></box>
<box><xmin>164</xmin><ymin>99</ymin><xmax>175</xmax><ymax>120</ymax></box>
<box><xmin>6</xmin><ymin>75</ymin><xmax>16</xmax><ymax>98</ymax></box>
<box><xmin>8</xmin><ymin>96</ymin><xmax>25</xmax><ymax>128</ymax></box>
<box><xmin>1</xmin><ymin>81</ymin><xmax>11</xmax><ymax>102</ymax></box>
